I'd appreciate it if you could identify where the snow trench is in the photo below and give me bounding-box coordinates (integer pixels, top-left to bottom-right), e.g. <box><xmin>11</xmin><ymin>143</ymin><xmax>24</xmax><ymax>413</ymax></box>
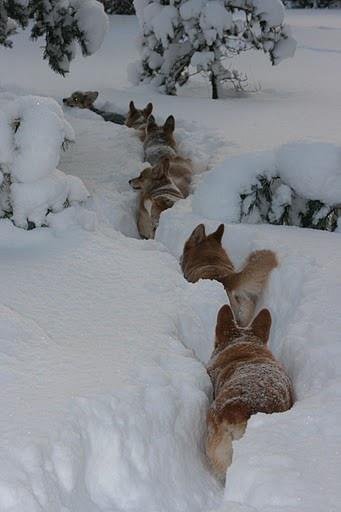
<box><xmin>1</xmin><ymin>98</ymin><xmax>340</xmax><ymax>512</ymax></box>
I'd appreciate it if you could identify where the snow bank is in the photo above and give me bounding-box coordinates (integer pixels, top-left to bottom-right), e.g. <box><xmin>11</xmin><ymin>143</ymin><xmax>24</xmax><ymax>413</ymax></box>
<box><xmin>169</xmin><ymin>142</ymin><xmax>341</xmax><ymax>229</ymax></box>
<box><xmin>0</xmin><ymin>219</ymin><xmax>226</xmax><ymax>512</ymax></box>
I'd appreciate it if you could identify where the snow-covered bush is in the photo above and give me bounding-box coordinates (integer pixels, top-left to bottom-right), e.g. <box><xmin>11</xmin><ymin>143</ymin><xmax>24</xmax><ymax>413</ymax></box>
<box><xmin>0</xmin><ymin>96</ymin><xmax>89</xmax><ymax>229</ymax></box>
<box><xmin>241</xmin><ymin>175</ymin><xmax>341</xmax><ymax>231</ymax></box>
<box><xmin>283</xmin><ymin>0</ymin><xmax>340</xmax><ymax>7</ymax></box>
<box><xmin>133</xmin><ymin>0</ymin><xmax>297</xmax><ymax>98</ymax></box>
<box><xmin>0</xmin><ymin>1</ymin><xmax>108</xmax><ymax>74</ymax></box>
<box><xmin>101</xmin><ymin>0</ymin><xmax>135</xmax><ymax>14</ymax></box>
<box><xmin>180</xmin><ymin>142</ymin><xmax>341</xmax><ymax>232</ymax></box>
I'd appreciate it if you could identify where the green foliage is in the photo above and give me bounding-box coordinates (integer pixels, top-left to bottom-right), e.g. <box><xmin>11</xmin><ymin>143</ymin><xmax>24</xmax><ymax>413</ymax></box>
<box><xmin>240</xmin><ymin>174</ymin><xmax>340</xmax><ymax>232</ymax></box>
<box><xmin>0</xmin><ymin>0</ymin><xmax>107</xmax><ymax>75</ymax></box>
<box><xmin>101</xmin><ymin>0</ymin><xmax>135</xmax><ymax>14</ymax></box>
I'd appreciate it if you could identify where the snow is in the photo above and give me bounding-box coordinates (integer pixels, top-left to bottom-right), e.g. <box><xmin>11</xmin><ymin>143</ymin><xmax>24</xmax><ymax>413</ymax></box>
<box><xmin>73</xmin><ymin>0</ymin><xmax>109</xmax><ymax>55</ymax></box>
<box><xmin>0</xmin><ymin>95</ymin><xmax>88</xmax><ymax>228</ymax></box>
<box><xmin>0</xmin><ymin>8</ymin><xmax>341</xmax><ymax>512</ymax></box>
<box><xmin>277</xmin><ymin>141</ymin><xmax>341</xmax><ymax>204</ymax></box>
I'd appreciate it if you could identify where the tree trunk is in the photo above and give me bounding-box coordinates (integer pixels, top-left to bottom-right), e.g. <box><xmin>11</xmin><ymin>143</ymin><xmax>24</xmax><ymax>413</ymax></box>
<box><xmin>210</xmin><ymin>72</ymin><xmax>219</xmax><ymax>100</ymax></box>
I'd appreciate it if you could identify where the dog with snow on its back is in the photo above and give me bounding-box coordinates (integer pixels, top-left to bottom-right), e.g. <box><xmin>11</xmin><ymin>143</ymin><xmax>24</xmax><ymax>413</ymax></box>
<box><xmin>206</xmin><ymin>304</ymin><xmax>293</xmax><ymax>479</ymax></box>
<box><xmin>129</xmin><ymin>156</ymin><xmax>190</xmax><ymax>239</ymax></box>
<box><xmin>143</xmin><ymin>114</ymin><xmax>177</xmax><ymax>165</ymax></box>
<box><xmin>63</xmin><ymin>91</ymin><xmax>126</xmax><ymax>125</ymax></box>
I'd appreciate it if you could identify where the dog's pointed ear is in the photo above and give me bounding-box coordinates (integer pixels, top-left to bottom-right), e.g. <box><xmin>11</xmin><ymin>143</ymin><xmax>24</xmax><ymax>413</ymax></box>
<box><xmin>250</xmin><ymin>309</ymin><xmax>272</xmax><ymax>343</ymax></box>
<box><xmin>129</xmin><ymin>100</ymin><xmax>137</xmax><ymax>113</ymax></box>
<box><xmin>211</xmin><ymin>224</ymin><xmax>224</xmax><ymax>244</ymax></box>
<box><xmin>144</xmin><ymin>102</ymin><xmax>153</xmax><ymax>117</ymax></box>
<box><xmin>187</xmin><ymin>224</ymin><xmax>206</xmax><ymax>247</ymax></box>
<box><xmin>84</xmin><ymin>91</ymin><xmax>98</xmax><ymax>106</ymax></box>
<box><xmin>215</xmin><ymin>304</ymin><xmax>236</xmax><ymax>348</ymax></box>
<box><xmin>163</xmin><ymin>115</ymin><xmax>175</xmax><ymax>134</ymax></box>
<box><xmin>147</xmin><ymin>114</ymin><xmax>158</xmax><ymax>132</ymax></box>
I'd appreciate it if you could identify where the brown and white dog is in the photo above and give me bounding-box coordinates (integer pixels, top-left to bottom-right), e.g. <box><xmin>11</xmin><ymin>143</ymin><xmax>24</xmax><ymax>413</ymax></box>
<box><xmin>143</xmin><ymin>114</ymin><xmax>177</xmax><ymax>165</ymax></box>
<box><xmin>129</xmin><ymin>155</ymin><xmax>192</xmax><ymax>199</ymax></box>
<box><xmin>62</xmin><ymin>91</ymin><xmax>126</xmax><ymax>125</ymax></box>
<box><xmin>129</xmin><ymin>157</ymin><xmax>184</xmax><ymax>239</ymax></box>
<box><xmin>206</xmin><ymin>304</ymin><xmax>293</xmax><ymax>478</ymax></box>
<box><xmin>125</xmin><ymin>100</ymin><xmax>153</xmax><ymax>141</ymax></box>
<box><xmin>181</xmin><ymin>224</ymin><xmax>277</xmax><ymax>327</ymax></box>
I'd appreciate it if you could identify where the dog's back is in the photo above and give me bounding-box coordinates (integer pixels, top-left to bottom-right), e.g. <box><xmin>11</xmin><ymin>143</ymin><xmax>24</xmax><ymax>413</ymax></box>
<box><xmin>206</xmin><ymin>305</ymin><xmax>293</xmax><ymax>477</ymax></box>
<box><xmin>131</xmin><ymin>159</ymin><xmax>184</xmax><ymax>239</ymax></box>
<box><xmin>143</xmin><ymin>115</ymin><xmax>177</xmax><ymax>165</ymax></box>
<box><xmin>167</xmin><ymin>155</ymin><xmax>192</xmax><ymax>198</ymax></box>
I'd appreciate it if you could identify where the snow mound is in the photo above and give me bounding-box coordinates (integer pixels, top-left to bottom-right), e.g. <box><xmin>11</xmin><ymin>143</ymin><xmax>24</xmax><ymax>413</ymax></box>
<box><xmin>0</xmin><ymin>95</ymin><xmax>89</xmax><ymax>229</ymax></box>
<box><xmin>167</xmin><ymin>142</ymin><xmax>341</xmax><ymax>229</ymax></box>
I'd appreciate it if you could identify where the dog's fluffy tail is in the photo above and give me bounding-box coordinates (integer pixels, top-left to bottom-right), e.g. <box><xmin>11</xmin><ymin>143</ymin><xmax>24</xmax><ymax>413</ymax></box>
<box><xmin>206</xmin><ymin>408</ymin><xmax>247</xmax><ymax>479</ymax></box>
<box><xmin>223</xmin><ymin>250</ymin><xmax>277</xmax><ymax>327</ymax></box>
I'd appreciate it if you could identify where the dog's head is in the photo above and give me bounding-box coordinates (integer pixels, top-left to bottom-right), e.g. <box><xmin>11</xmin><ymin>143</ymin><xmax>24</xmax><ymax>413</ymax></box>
<box><xmin>215</xmin><ymin>304</ymin><xmax>272</xmax><ymax>351</ymax></box>
<box><xmin>129</xmin><ymin>157</ymin><xmax>172</xmax><ymax>191</ymax></box>
<box><xmin>180</xmin><ymin>223</ymin><xmax>226</xmax><ymax>279</ymax></box>
<box><xmin>63</xmin><ymin>91</ymin><xmax>99</xmax><ymax>108</ymax></box>
<box><xmin>125</xmin><ymin>100</ymin><xmax>153</xmax><ymax>128</ymax></box>
<box><xmin>146</xmin><ymin>115</ymin><xmax>175</xmax><ymax>140</ymax></box>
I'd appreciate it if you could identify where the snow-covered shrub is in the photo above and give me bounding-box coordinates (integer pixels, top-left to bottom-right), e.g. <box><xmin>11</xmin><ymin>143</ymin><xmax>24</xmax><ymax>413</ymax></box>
<box><xmin>283</xmin><ymin>0</ymin><xmax>340</xmax><ymax>7</ymax></box>
<box><xmin>184</xmin><ymin>142</ymin><xmax>341</xmax><ymax>232</ymax></box>
<box><xmin>0</xmin><ymin>1</ymin><xmax>108</xmax><ymax>75</ymax></box>
<box><xmin>0</xmin><ymin>96</ymin><xmax>89</xmax><ymax>229</ymax></box>
<box><xmin>133</xmin><ymin>0</ymin><xmax>296</xmax><ymax>98</ymax></box>
<box><xmin>101</xmin><ymin>0</ymin><xmax>135</xmax><ymax>14</ymax></box>
<box><xmin>241</xmin><ymin>175</ymin><xmax>341</xmax><ymax>231</ymax></box>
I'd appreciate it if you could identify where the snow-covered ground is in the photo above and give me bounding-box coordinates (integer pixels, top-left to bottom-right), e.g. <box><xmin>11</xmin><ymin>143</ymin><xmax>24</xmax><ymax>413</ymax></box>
<box><xmin>0</xmin><ymin>8</ymin><xmax>341</xmax><ymax>512</ymax></box>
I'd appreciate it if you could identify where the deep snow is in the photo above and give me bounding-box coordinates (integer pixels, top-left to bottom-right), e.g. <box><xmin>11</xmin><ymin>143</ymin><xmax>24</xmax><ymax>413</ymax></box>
<box><xmin>0</xmin><ymin>8</ymin><xmax>341</xmax><ymax>512</ymax></box>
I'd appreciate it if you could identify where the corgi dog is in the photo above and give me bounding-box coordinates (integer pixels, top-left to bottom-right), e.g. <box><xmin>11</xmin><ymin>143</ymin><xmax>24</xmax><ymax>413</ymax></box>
<box><xmin>63</xmin><ymin>91</ymin><xmax>126</xmax><ymax>125</ymax></box>
<box><xmin>206</xmin><ymin>304</ymin><xmax>293</xmax><ymax>478</ymax></box>
<box><xmin>143</xmin><ymin>114</ymin><xmax>177</xmax><ymax>165</ymax></box>
<box><xmin>125</xmin><ymin>100</ymin><xmax>153</xmax><ymax>141</ymax></box>
<box><xmin>180</xmin><ymin>224</ymin><xmax>277</xmax><ymax>327</ymax></box>
<box><xmin>129</xmin><ymin>155</ymin><xmax>192</xmax><ymax>199</ymax></box>
<box><xmin>129</xmin><ymin>157</ymin><xmax>184</xmax><ymax>239</ymax></box>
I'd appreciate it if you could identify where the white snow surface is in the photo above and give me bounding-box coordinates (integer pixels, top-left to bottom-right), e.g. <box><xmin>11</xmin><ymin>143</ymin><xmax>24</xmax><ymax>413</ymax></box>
<box><xmin>0</xmin><ymin>9</ymin><xmax>341</xmax><ymax>512</ymax></box>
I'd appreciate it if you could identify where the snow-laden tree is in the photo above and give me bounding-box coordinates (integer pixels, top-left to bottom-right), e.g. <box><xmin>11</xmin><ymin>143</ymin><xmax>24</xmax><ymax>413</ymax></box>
<box><xmin>101</xmin><ymin>0</ymin><xmax>135</xmax><ymax>14</ymax></box>
<box><xmin>0</xmin><ymin>1</ymin><xmax>108</xmax><ymax>75</ymax></box>
<box><xmin>283</xmin><ymin>0</ymin><xmax>339</xmax><ymax>7</ymax></box>
<box><xmin>0</xmin><ymin>96</ymin><xmax>89</xmax><ymax>229</ymax></box>
<box><xmin>133</xmin><ymin>0</ymin><xmax>297</xmax><ymax>98</ymax></box>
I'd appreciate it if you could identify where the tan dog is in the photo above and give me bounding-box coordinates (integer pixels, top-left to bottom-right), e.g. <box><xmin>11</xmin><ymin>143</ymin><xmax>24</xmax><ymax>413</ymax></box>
<box><xmin>129</xmin><ymin>157</ymin><xmax>184</xmax><ymax>239</ymax></box>
<box><xmin>129</xmin><ymin>155</ymin><xmax>192</xmax><ymax>199</ymax></box>
<box><xmin>206</xmin><ymin>304</ymin><xmax>293</xmax><ymax>478</ymax></box>
<box><xmin>125</xmin><ymin>100</ymin><xmax>153</xmax><ymax>141</ymax></box>
<box><xmin>143</xmin><ymin>114</ymin><xmax>177</xmax><ymax>165</ymax></box>
<box><xmin>63</xmin><ymin>91</ymin><xmax>126</xmax><ymax>124</ymax></box>
<box><xmin>181</xmin><ymin>224</ymin><xmax>277</xmax><ymax>327</ymax></box>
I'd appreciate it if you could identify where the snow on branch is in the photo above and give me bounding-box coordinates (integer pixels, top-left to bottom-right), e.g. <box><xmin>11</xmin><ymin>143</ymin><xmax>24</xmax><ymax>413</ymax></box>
<box><xmin>133</xmin><ymin>0</ymin><xmax>296</xmax><ymax>97</ymax></box>
<box><xmin>0</xmin><ymin>1</ymin><xmax>108</xmax><ymax>75</ymax></box>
